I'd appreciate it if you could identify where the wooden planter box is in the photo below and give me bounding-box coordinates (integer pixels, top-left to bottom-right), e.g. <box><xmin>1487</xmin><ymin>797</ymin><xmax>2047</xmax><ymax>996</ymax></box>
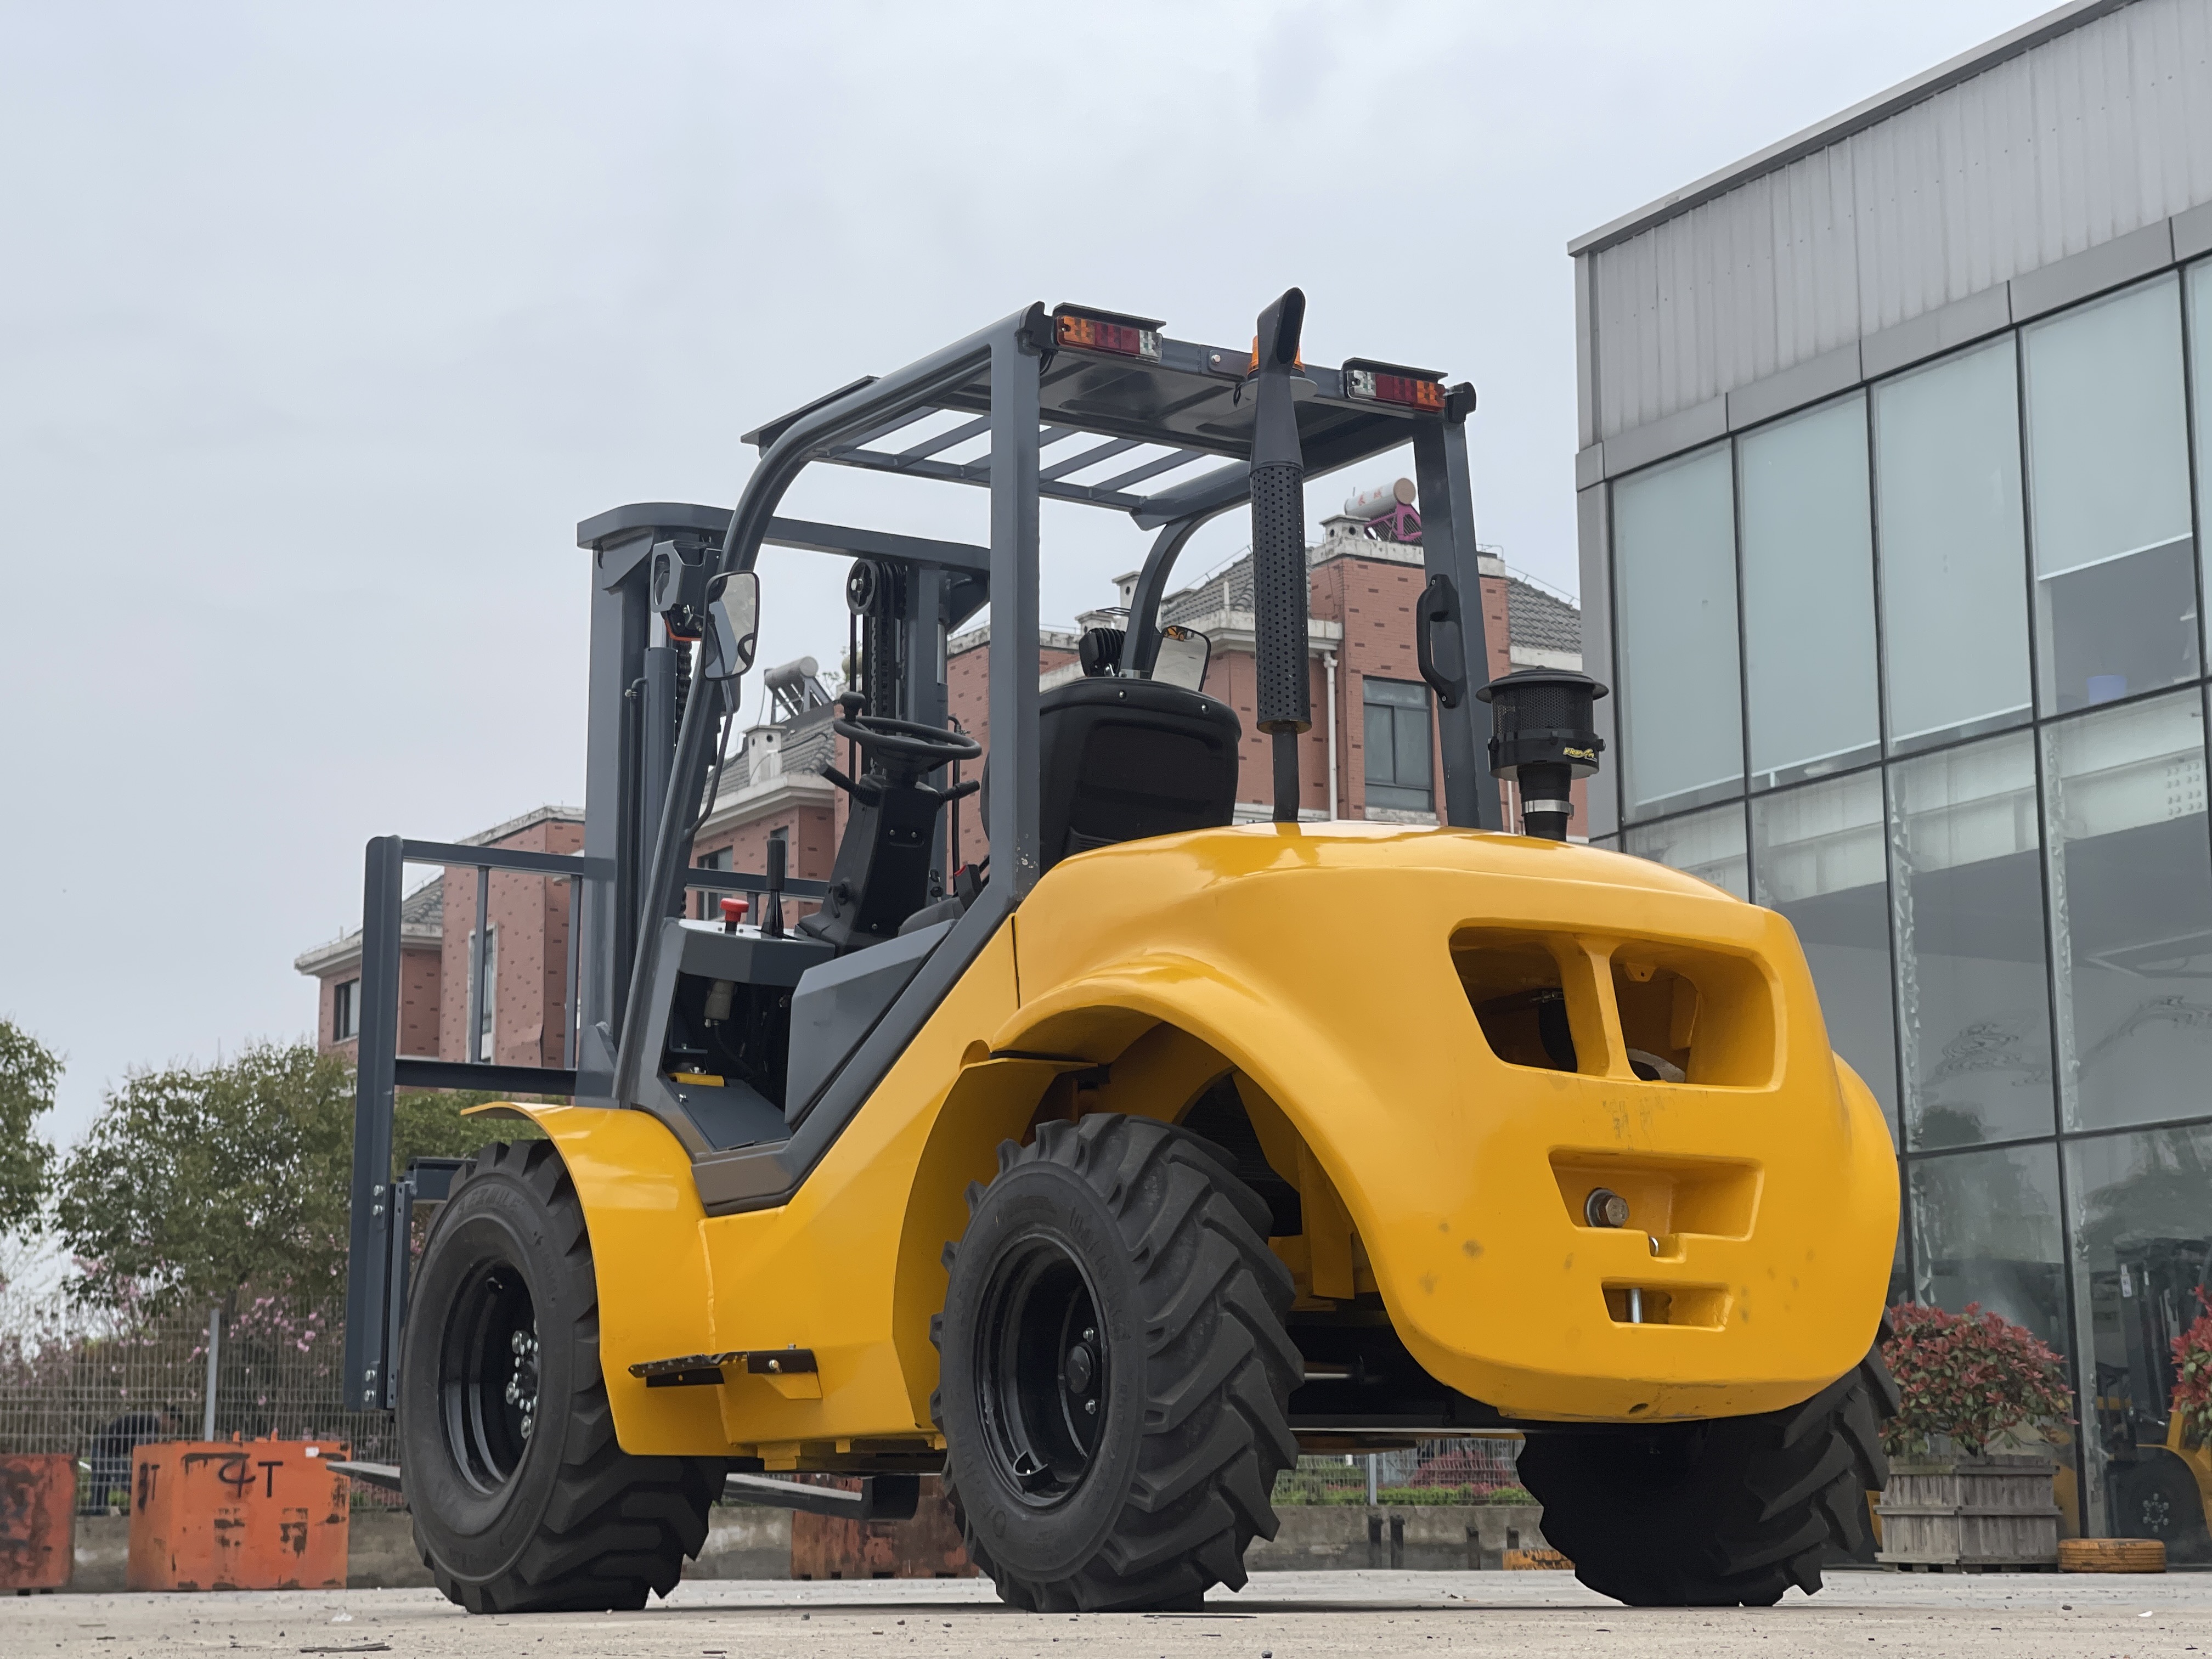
<box><xmin>1876</xmin><ymin>1455</ymin><xmax>2060</xmax><ymax>1570</ymax></box>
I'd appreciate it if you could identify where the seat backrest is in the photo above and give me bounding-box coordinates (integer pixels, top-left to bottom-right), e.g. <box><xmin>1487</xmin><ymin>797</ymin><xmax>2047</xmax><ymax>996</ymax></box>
<box><xmin>1037</xmin><ymin>677</ymin><xmax>1243</xmax><ymax>870</ymax></box>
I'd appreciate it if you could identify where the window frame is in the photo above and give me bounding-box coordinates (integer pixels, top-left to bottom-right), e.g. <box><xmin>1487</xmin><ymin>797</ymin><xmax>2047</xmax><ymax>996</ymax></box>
<box><xmin>1361</xmin><ymin>675</ymin><xmax>1434</xmax><ymax>814</ymax></box>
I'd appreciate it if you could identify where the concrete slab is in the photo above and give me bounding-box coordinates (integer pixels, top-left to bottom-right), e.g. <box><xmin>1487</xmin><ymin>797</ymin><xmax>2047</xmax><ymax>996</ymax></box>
<box><xmin>6</xmin><ymin>1568</ymin><xmax>2210</xmax><ymax>1656</ymax></box>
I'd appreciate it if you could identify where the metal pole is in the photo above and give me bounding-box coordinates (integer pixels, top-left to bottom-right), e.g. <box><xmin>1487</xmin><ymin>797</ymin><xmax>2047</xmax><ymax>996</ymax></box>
<box><xmin>986</xmin><ymin>326</ymin><xmax>1043</xmax><ymax>898</ymax></box>
<box><xmin>1412</xmin><ymin>410</ymin><xmax>1503</xmax><ymax>831</ymax></box>
<box><xmin>201</xmin><ymin>1306</ymin><xmax>222</xmax><ymax>1442</ymax></box>
<box><xmin>561</xmin><ymin>874</ymin><xmax>580</xmax><ymax>1070</ymax></box>
<box><xmin>1324</xmin><ymin>650</ymin><xmax>1339</xmax><ymax>820</ymax></box>
<box><xmin>343</xmin><ymin>834</ymin><xmax>403</xmax><ymax>1409</ymax></box>
<box><xmin>1366</xmin><ymin>1452</ymin><xmax>1379</xmax><ymax>1506</ymax></box>
<box><xmin>469</xmin><ymin>864</ymin><xmax>490</xmax><ymax>1064</ymax></box>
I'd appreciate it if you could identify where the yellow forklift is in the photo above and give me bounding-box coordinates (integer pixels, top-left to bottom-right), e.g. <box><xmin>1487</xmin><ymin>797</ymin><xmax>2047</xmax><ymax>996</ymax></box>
<box><xmin>336</xmin><ymin>294</ymin><xmax>1899</xmax><ymax>1611</ymax></box>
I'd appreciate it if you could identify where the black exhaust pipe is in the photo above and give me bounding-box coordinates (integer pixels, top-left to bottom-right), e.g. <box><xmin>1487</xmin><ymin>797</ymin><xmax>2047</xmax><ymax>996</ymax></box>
<box><xmin>1249</xmin><ymin>289</ymin><xmax>1310</xmax><ymax>825</ymax></box>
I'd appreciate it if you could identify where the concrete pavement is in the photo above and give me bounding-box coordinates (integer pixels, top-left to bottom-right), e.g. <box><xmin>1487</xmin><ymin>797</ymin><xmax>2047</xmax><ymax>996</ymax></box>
<box><xmin>8</xmin><ymin>1568</ymin><xmax>2208</xmax><ymax>1657</ymax></box>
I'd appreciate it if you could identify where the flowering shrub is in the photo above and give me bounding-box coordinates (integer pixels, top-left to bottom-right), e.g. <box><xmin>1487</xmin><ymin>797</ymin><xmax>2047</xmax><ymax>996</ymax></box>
<box><xmin>1880</xmin><ymin>1301</ymin><xmax>2073</xmax><ymax>1459</ymax></box>
<box><xmin>2170</xmin><ymin>1292</ymin><xmax>2212</xmax><ymax>1448</ymax></box>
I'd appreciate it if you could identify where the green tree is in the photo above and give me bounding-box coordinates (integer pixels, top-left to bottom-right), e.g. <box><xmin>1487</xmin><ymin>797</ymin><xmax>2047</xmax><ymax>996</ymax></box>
<box><xmin>53</xmin><ymin>1039</ymin><xmax>531</xmax><ymax>1313</ymax></box>
<box><xmin>0</xmin><ymin>1019</ymin><xmax>60</xmax><ymax>1235</ymax></box>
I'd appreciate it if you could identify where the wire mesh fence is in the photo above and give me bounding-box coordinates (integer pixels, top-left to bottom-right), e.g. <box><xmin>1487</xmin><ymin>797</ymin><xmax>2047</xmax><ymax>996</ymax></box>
<box><xmin>0</xmin><ymin>1293</ymin><xmax>403</xmax><ymax>1514</ymax></box>
<box><xmin>0</xmin><ymin>1285</ymin><xmax>1535</xmax><ymax>1518</ymax></box>
<box><xmin>1271</xmin><ymin>1438</ymin><xmax>1531</xmax><ymax>1505</ymax></box>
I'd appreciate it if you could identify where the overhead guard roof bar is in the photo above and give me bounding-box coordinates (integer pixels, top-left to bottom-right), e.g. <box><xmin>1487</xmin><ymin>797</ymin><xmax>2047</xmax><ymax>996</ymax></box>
<box><xmin>737</xmin><ymin>324</ymin><xmax>1449</xmax><ymax>530</ymax></box>
<box><xmin>574</xmin><ymin>503</ymin><xmax>992</xmax><ymax>580</ymax></box>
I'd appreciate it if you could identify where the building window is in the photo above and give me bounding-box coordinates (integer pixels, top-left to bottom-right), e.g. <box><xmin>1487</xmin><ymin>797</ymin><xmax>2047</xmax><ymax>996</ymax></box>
<box><xmin>1872</xmin><ymin>337</ymin><xmax>2033</xmax><ymax>755</ymax></box>
<box><xmin>2042</xmin><ymin>688</ymin><xmax>2212</xmax><ymax>1133</ymax></box>
<box><xmin>1910</xmin><ymin>1140</ymin><xmax>2068</xmax><ymax>1359</ymax></box>
<box><xmin>1750</xmin><ymin>769</ymin><xmax>1899</xmax><ymax>1133</ymax></box>
<box><xmin>471</xmin><ymin>927</ymin><xmax>497</xmax><ymax>1063</ymax></box>
<box><xmin>2023</xmin><ymin>273</ymin><xmax>2196</xmax><ymax>715</ymax></box>
<box><xmin>1621</xmin><ymin>802</ymin><xmax>1747</xmax><ymax>901</ymax></box>
<box><xmin>1738</xmin><ymin>394</ymin><xmax>1880</xmax><ymax>789</ymax></box>
<box><xmin>1362</xmin><ymin>678</ymin><xmax>1432</xmax><ymax>812</ymax></box>
<box><xmin>2066</xmin><ymin>1122</ymin><xmax>2212</xmax><ymax>1541</ymax></box>
<box><xmin>2188</xmin><ymin>260</ymin><xmax>2212</xmax><ymax>661</ymax></box>
<box><xmin>332</xmin><ymin>978</ymin><xmax>359</xmax><ymax>1043</ymax></box>
<box><xmin>1888</xmin><ymin>731</ymin><xmax>2055</xmax><ymax>1151</ymax></box>
<box><xmin>1612</xmin><ymin>443</ymin><xmax>1743</xmax><ymax>819</ymax></box>
<box><xmin>695</xmin><ymin>846</ymin><xmax>732</xmax><ymax>921</ymax></box>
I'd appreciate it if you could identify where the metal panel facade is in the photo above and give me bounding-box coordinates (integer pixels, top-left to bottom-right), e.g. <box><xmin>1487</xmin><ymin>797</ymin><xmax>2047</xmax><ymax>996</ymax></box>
<box><xmin>1581</xmin><ymin>0</ymin><xmax>2212</xmax><ymax>445</ymax></box>
<box><xmin>1576</xmin><ymin>1</ymin><xmax>2212</xmax><ymax>1548</ymax></box>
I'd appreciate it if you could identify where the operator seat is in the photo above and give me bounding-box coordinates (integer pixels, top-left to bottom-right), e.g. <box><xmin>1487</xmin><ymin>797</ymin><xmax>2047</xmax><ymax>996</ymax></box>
<box><xmin>1036</xmin><ymin>675</ymin><xmax>1242</xmax><ymax>870</ymax></box>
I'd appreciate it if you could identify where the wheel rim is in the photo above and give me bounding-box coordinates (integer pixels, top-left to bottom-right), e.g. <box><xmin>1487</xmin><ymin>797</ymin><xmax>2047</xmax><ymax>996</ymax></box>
<box><xmin>438</xmin><ymin>1260</ymin><xmax>539</xmax><ymax>1497</ymax></box>
<box><xmin>974</xmin><ymin>1230</ymin><xmax>1108</xmax><ymax>1508</ymax></box>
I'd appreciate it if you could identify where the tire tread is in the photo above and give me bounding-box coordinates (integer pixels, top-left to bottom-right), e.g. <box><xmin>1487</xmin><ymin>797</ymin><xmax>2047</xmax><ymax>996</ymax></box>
<box><xmin>935</xmin><ymin>1114</ymin><xmax>1299</xmax><ymax>1612</ymax></box>
<box><xmin>405</xmin><ymin>1141</ymin><xmax>724</xmax><ymax>1613</ymax></box>
<box><xmin>1517</xmin><ymin>1341</ymin><xmax>1897</xmax><ymax>1607</ymax></box>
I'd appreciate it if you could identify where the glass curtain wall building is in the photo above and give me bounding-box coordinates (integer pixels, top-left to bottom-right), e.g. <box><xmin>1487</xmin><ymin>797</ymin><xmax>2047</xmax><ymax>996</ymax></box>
<box><xmin>1571</xmin><ymin>0</ymin><xmax>2212</xmax><ymax>1541</ymax></box>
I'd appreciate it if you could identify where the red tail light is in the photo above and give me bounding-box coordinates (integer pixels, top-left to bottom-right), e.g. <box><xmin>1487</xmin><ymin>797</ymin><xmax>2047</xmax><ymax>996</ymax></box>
<box><xmin>1343</xmin><ymin>359</ymin><xmax>1447</xmax><ymax>412</ymax></box>
<box><xmin>1053</xmin><ymin>306</ymin><xmax>1163</xmax><ymax>362</ymax></box>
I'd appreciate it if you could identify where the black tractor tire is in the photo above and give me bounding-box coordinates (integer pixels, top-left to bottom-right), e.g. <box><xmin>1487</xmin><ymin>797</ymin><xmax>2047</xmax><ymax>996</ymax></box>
<box><xmin>1516</xmin><ymin>1338</ymin><xmax>1898</xmax><ymax>1606</ymax></box>
<box><xmin>397</xmin><ymin>1140</ymin><xmax>726</xmax><ymax>1613</ymax></box>
<box><xmin>933</xmin><ymin>1114</ymin><xmax>1301</xmax><ymax>1612</ymax></box>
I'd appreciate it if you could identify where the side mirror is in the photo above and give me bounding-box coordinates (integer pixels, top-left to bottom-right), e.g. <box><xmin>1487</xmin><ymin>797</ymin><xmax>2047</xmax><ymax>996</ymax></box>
<box><xmin>1153</xmin><ymin>624</ymin><xmax>1211</xmax><ymax>692</ymax></box>
<box><xmin>702</xmin><ymin>570</ymin><xmax>760</xmax><ymax>682</ymax></box>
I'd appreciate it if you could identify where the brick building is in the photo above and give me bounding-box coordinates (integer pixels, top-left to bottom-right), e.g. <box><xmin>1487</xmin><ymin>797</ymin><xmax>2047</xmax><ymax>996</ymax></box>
<box><xmin>686</xmin><ymin>491</ymin><xmax>1582</xmax><ymax>885</ymax></box>
<box><xmin>300</xmin><ymin>490</ymin><xmax>1578</xmax><ymax>1055</ymax></box>
<box><xmin>296</xmin><ymin>805</ymin><xmax>582</xmax><ymax>1061</ymax></box>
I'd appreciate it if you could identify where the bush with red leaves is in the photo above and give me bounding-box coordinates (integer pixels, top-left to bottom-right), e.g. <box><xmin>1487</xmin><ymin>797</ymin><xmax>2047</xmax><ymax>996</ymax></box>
<box><xmin>2171</xmin><ymin>1292</ymin><xmax>2212</xmax><ymax>1448</ymax></box>
<box><xmin>1881</xmin><ymin>1301</ymin><xmax>2073</xmax><ymax>1459</ymax></box>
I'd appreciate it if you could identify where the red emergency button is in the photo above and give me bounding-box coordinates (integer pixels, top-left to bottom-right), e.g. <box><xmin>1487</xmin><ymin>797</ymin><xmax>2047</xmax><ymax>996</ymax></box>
<box><xmin>719</xmin><ymin>896</ymin><xmax>749</xmax><ymax>933</ymax></box>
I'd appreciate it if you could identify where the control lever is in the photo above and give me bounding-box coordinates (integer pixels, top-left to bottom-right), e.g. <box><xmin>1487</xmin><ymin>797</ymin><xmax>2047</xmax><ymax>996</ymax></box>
<box><xmin>763</xmin><ymin>836</ymin><xmax>786</xmax><ymax>939</ymax></box>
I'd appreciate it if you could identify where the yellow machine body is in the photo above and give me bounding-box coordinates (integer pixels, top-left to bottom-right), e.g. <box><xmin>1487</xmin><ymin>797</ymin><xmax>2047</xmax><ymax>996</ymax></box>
<box><xmin>488</xmin><ymin>822</ymin><xmax>1898</xmax><ymax>1468</ymax></box>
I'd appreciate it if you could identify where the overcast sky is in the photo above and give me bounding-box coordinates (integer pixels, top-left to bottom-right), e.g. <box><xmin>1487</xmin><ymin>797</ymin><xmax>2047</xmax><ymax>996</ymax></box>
<box><xmin>0</xmin><ymin>0</ymin><xmax>2048</xmax><ymax>1144</ymax></box>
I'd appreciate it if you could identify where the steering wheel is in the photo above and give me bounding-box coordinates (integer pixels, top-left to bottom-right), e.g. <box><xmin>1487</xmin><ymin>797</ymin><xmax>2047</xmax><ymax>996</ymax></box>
<box><xmin>832</xmin><ymin>714</ymin><xmax>982</xmax><ymax>767</ymax></box>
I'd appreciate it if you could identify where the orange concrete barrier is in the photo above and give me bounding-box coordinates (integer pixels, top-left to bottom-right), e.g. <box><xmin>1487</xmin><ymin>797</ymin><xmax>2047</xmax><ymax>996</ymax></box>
<box><xmin>791</xmin><ymin>1477</ymin><xmax>977</xmax><ymax>1581</ymax></box>
<box><xmin>0</xmin><ymin>1453</ymin><xmax>77</xmax><ymax>1590</ymax></box>
<box><xmin>126</xmin><ymin>1439</ymin><xmax>350</xmax><ymax>1591</ymax></box>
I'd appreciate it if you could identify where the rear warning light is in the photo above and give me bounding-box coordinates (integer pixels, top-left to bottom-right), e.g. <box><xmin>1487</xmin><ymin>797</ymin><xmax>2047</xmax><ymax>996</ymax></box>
<box><xmin>1343</xmin><ymin>358</ymin><xmax>1447</xmax><ymax>411</ymax></box>
<box><xmin>1053</xmin><ymin>307</ymin><xmax>1162</xmax><ymax>362</ymax></box>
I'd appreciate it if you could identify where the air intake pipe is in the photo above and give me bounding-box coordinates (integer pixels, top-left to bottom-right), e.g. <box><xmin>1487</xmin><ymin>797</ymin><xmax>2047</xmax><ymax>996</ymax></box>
<box><xmin>1248</xmin><ymin>288</ymin><xmax>1311</xmax><ymax>825</ymax></box>
<box><xmin>1476</xmin><ymin>668</ymin><xmax>1606</xmax><ymax>840</ymax></box>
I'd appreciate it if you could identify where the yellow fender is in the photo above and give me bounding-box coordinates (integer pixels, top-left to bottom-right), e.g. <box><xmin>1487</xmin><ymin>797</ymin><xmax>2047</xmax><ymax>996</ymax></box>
<box><xmin>477</xmin><ymin>822</ymin><xmax>1896</xmax><ymax>1458</ymax></box>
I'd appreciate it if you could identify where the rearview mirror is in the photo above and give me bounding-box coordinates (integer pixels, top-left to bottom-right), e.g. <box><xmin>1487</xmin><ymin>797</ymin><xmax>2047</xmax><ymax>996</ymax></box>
<box><xmin>1153</xmin><ymin>624</ymin><xmax>1210</xmax><ymax>692</ymax></box>
<box><xmin>702</xmin><ymin>570</ymin><xmax>760</xmax><ymax>682</ymax></box>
